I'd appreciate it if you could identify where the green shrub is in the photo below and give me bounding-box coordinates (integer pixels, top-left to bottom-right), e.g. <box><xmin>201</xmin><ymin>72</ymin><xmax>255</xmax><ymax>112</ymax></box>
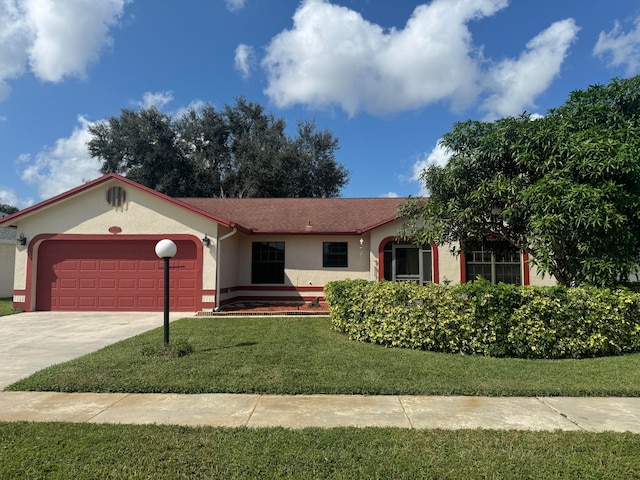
<box><xmin>324</xmin><ymin>279</ymin><xmax>640</xmax><ymax>359</ymax></box>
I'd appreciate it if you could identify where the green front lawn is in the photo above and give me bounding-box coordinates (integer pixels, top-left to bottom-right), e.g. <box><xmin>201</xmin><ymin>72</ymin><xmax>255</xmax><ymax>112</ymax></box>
<box><xmin>0</xmin><ymin>297</ymin><xmax>21</xmax><ymax>317</ymax></box>
<box><xmin>7</xmin><ymin>316</ymin><xmax>640</xmax><ymax>396</ymax></box>
<box><xmin>1</xmin><ymin>422</ymin><xmax>639</xmax><ymax>479</ymax></box>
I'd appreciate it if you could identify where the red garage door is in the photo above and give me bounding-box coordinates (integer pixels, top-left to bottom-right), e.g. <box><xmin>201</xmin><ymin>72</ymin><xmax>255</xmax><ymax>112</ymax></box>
<box><xmin>36</xmin><ymin>239</ymin><xmax>199</xmax><ymax>311</ymax></box>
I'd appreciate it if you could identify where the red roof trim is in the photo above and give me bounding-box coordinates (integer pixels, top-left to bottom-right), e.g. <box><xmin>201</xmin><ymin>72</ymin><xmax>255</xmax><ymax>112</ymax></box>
<box><xmin>0</xmin><ymin>174</ymin><xmax>238</xmax><ymax>229</ymax></box>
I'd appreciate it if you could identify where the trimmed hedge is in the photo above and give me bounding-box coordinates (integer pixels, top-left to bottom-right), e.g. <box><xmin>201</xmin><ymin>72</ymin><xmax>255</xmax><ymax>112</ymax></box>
<box><xmin>324</xmin><ymin>279</ymin><xmax>640</xmax><ymax>359</ymax></box>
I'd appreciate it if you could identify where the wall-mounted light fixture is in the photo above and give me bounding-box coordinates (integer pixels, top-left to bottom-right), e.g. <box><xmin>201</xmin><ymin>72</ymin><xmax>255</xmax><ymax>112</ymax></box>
<box><xmin>202</xmin><ymin>234</ymin><xmax>211</xmax><ymax>247</ymax></box>
<box><xmin>17</xmin><ymin>234</ymin><xmax>26</xmax><ymax>246</ymax></box>
<box><xmin>359</xmin><ymin>238</ymin><xmax>364</xmax><ymax>249</ymax></box>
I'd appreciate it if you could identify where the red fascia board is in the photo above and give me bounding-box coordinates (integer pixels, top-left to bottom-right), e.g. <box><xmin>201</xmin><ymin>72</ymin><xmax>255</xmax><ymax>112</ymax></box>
<box><xmin>357</xmin><ymin>216</ymin><xmax>401</xmax><ymax>234</ymax></box>
<box><xmin>0</xmin><ymin>173</ymin><xmax>240</xmax><ymax>230</ymax></box>
<box><xmin>247</xmin><ymin>229</ymin><xmax>366</xmax><ymax>236</ymax></box>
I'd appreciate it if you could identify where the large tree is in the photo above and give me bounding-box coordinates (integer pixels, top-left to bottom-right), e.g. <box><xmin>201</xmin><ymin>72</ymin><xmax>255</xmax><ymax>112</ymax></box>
<box><xmin>88</xmin><ymin>98</ymin><xmax>348</xmax><ymax>198</ymax></box>
<box><xmin>0</xmin><ymin>204</ymin><xmax>18</xmax><ymax>215</ymax></box>
<box><xmin>400</xmin><ymin>76</ymin><xmax>640</xmax><ymax>287</ymax></box>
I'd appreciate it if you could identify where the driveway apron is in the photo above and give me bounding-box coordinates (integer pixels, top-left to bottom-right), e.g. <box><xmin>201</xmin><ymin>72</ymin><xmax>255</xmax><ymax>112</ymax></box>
<box><xmin>0</xmin><ymin>311</ymin><xmax>185</xmax><ymax>389</ymax></box>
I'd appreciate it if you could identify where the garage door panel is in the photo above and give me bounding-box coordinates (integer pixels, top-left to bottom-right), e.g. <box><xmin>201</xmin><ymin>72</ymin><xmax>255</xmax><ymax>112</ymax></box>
<box><xmin>96</xmin><ymin>297</ymin><xmax>113</xmax><ymax>307</ymax></box>
<box><xmin>139</xmin><ymin>260</ymin><xmax>158</xmax><ymax>271</ymax></box>
<box><xmin>61</xmin><ymin>261</ymin><xmax>78</xmax><ymax>271</ymax></box>
<box><xmin>118</xmin><ymin>278</ymin><xmax>136</xmax><ymax>289</ymax></box>
<box><xmin>59</xmin><ymin>297</ymin><xmax>78</xmax><ymax>308</ymax></box>
<box><xmin>178</xmin><ymin>278</ymin><xmax>196</xmax><ymax>289</ymax></box>
<box><xmin>119</xmin><ymin>260</ymin><xmax>136</xmax><ymax>271</ymax></box>
<box><xmin>99</xmin><ymin>260</ymin><xmax>117</xmax><ymax>271</ymax></box>
<box><xmin>79</xmin><ymin>297</ymin><xmax>98</xmax><ymax>308</ymax></box>
<box><xmin>60</xmin><ymin>278</ymin><xmax>78</xmax><ymax>289</ymax></box>
<box><xmin>80</xmin><ymin>278</ymin><xmax>97</xmax><ymax>289</ymax></box>
<box><xmin>80</xmin><ymin>260</ymin><xmax>98</xmax><ymax>271</ymax></box>
<box><xmin>99</xmin><ymin>278</ymin><xmax>116</xmax><ymax>289</ymax></box>
<box><xmin>137</xmin><ymin>297</ymin><xmax>157</xmax><ymax>309</ymax></box>
<box><xmin>138</xmin><ymin>279</ymin><xmax>157</xmax><ymax>290</ymax></box>
<box><xmin>37</xmin><ymin>239</ymin><xmax>199</xmax><ymax>312</ymax></box>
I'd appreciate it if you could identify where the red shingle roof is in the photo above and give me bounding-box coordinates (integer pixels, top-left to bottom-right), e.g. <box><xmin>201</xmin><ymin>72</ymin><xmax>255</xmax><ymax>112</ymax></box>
<box><xmin>178</xmin><ymin>197</ymin><xmax>406</xmax><ymax>234</ymax></box>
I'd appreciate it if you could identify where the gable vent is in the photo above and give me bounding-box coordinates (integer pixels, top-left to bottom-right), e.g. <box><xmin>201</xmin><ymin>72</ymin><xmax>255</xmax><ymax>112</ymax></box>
<box><xmin>107</xmin><ymin>186</ymin><xmax>126</xmax><ymax>207</ymax></box>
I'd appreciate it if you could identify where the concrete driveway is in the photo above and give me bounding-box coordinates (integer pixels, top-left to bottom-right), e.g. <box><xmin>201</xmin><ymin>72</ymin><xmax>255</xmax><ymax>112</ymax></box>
<box><xmin>0</xmin><ymin>311</ymin><xmax>187</xmax><ymax>389</ymax></box>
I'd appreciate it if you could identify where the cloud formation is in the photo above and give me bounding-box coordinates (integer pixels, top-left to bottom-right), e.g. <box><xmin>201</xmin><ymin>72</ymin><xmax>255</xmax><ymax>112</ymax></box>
<box><xmin>0</xmin><ymin>187</ymin><xmax>32</xmax><ymax>209</ymax></box>
<box><xmin>261</xmin><ymin>0</ymin><xmax>578</xmax><ymax>118</ymax></box>
<box><xmin>19</xmin><ymin>116</ymin><xmax>101</xmax><ymax>199</ymax></box>
<box><xmin>410</xmin><ymin>141</ymin><xmax>451</xmax><ymax>196</ymax></box>
<box><xmin>0</xmin><ymin>0</ymin><xmax>128</xmax><ymax>99</ymax></box>
<box><xmin>594</xmin><ymin>14</ymin><xmax>640</xmax><ymax>75</ymax></box>
<box><xmin>10</xmin><ymin>92</ymin><xmax>199</xmax><ymax>202</ymax></box>
<box><xmin>132</xmin><ymin>91</ymin><xmax>174</xmax><ymax>109</ymax></box>
<box><xmin>234</xmin><ymin>43</ymin><xmax>254</xmax><ymax>79</ymax></box>
<box><xmin>482</xmin><ymin>19</ymin><xmax>579</xmax><ymax>119</ymax></box>
<box><xmin>225</xmin><ymin>0</ymin><xmax>245</xmax><ymax>12</ymax></box>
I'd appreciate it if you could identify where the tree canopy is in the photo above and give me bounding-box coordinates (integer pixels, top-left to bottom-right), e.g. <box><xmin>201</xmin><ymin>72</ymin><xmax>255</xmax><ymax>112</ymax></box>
<box><xmin>88</xmin><ymin>98</ymin><xmax>348</xmax><ymax>198</ymax></box>
<box><xmin>0</xmin><ymin>204</ymin><xmax>18</xmax><ymax>215</ymax></box>
<box><xmin>400</xmin><ymin>76</ymin><xmax>640</xmax><ymax>287</ymax></box>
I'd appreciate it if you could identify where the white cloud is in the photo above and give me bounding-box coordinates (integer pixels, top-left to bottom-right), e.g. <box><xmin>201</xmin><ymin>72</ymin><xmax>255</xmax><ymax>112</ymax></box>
<box><xmin>19</xmin><ymin>116</ymin><xmax>102</xmax><ymax>199</ymax></box>
<box><xmin>262</xmin><ymin>0</ymin><xmax>510</xmax><ymax>116</ymax></box>
<box><xmin>261</xmin><ymin>0</ymin><xmax>578</xmax><ymax>119</ymax></box>
<box><xmin>0</xmin><ymin>187</ymin><xmax>33</xmax><ymax>209</ymax></box>
<box><xmin>234</xmin><ymin>43</ymin><xmax>255</xmax><ymax>79</ymax></box>
<box><xmin>410</xmin><ymin>140</ymin><xmax>451</xmax><ymax>196</ymax></box>
<box><xmin>225</xmin><ymin>0</ymin><xmax>245</xmax><ymax>12</ymax></box>
<box><xmin>0</xmin><ymin>0</ymin><xmax>128</xmax><ymax>99</ymax></box>
<box><xmin>174</xmin><ymin>99</ymin><xmax>207</xmax><ymax>120</ymax></box>
<box><xmin>380</xmin><ymin>192</ymin><xmax>399</xmax><ymax>198</ymax></box>
<box><xmin>481</xmin><ymin>19</ymin><xmax>579</xmax><ymax>119</ymax></box>
<box><xmin>133</xmin><ymin>91</ymin><xmax>174</xmax><ymax>109</ymax></box>
<box><xmin>594</xmin><ymin>15</ymin><xmax>640</xmax><ymax>75</ymax></box>
<box><xmin>0</xmin><ymin>0</ymin><xmax>31</xmax><ymax>100</ymax></box>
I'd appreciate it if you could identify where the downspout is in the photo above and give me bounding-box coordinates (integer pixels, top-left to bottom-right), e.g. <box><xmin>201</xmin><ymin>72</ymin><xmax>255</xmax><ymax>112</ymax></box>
<box><xmin>214</xmin><ymin>227</ymin><xmax>237</xmax><ymax>311</ymax></box>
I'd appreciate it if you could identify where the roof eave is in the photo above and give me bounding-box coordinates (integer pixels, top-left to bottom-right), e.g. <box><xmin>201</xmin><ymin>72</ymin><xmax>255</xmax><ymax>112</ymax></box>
<box><xmin>0</xmin><ymin>174</ymin><xmax>238</xmax><ymax>229</ymax></box>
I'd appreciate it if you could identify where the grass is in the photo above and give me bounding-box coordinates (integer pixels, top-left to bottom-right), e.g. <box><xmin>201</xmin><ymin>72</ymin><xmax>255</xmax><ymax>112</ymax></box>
<box><xmin>0</xmin><ymin>297</ymin><xmax>21</xmax><ymax>316</ymax></box>
<box><xmin>7</xmin><ymin>316</ymin><xmax>640</xmax><ymax>396</ymax></box>
<box><xmin>1</xmin><ymin>422</ymin><xmax>639</xmax><ymax>479</ymax></box>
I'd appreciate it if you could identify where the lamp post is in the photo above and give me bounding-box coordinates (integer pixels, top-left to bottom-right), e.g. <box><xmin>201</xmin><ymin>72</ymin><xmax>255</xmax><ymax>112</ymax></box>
<box><xmin>155</xmin><ymin>239</ymin><xmax>177</xmax><ymax>347</ymax></box>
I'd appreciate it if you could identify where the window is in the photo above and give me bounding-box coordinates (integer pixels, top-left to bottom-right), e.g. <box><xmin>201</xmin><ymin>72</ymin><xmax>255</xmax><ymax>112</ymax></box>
<box><xmin>323</xmin><ymin>242</ymin><xmax>348</xmax><ymax>267</ymax></box>
<box><xmin>466</xmin><ymin>245</ymin><xmax>521</xmax><ymax>285</ymax></box>
<box><xmin>252</xmin><ymin>242</ymin><xmax>285</xmax><ymax>284</ymax></box>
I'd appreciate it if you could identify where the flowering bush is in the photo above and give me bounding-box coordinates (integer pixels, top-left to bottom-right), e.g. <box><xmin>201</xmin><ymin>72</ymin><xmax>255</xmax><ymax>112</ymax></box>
<box><xmin>324</xmin><ymin>279</ymin><xmax>640</xmax><ymax>359</ymax></box>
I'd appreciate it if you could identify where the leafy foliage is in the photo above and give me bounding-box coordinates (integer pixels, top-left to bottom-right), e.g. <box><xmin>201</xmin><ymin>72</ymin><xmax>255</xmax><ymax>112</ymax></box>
<box><xmin>325</xmin><ymin>279</ymin><xmax>640</xmax><ymax>359</ymax></box>
<box><xmin>0</xmin><ymin>204</ymin><xmax>18</xmax><ymax>215</ymax></box>
<box><xmin>88</xmin><ymin>97</ymin><xmax>348</xmax><ymax>198</ymax></box>
<box><xmin>400</xmin><ymin>76</ymin><xmax>640</xmax><ymax>286</ymax></box>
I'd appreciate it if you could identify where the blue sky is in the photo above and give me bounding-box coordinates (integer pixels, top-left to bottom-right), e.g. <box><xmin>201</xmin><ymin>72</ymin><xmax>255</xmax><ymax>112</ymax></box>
<box><xmin>1</xmin><ymin>0</ymin><xmax>639</xmax><ymax>207</ymax></box>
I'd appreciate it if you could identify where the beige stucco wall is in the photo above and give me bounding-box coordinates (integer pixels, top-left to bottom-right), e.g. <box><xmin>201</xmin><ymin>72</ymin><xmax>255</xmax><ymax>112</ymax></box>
<box><xmin>11</xmin><ymin>180</ymin><xmax>219</xmax><ymax>307</ymax></box>
<box><xmin>216</xmin><ymin>226</ymin><xmax>240</xmax><ymax>290</ymax></box>
<box><xmin>235</xmin><ymin>233</ymin><xmax>371</xmax><ymax>287</ymax></box>
<box><xmin>527</xmin><ymin>262</ymin><xmax>557</xmax><ymax>286</ymax></box>
<box><xmin>0</xmin><ymin>241</ymin><xmax>15</xmax><ymax>297</ymax></box>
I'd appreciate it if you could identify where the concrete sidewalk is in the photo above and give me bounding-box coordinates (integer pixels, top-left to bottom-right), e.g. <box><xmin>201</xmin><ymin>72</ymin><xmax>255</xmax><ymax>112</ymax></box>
<box><xmin>1</xmin><ymin>391</ymin><xmax>639</xmax><ymax>432</ymax></box>
<box><xmin>1</xmin><ymin>311</ymin><xmax>639</xmax><ymax>433</ymax></box>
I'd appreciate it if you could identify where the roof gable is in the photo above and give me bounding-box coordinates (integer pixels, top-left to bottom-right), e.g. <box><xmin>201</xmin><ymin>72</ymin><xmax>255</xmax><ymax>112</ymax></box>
<box><xmin>0</xmin><ymin>174</ymin><xmax>235</xmax><ymax>228</ymax></box>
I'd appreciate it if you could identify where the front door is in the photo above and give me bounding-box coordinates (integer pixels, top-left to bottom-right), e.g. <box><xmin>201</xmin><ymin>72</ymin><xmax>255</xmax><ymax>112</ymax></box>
<box><xmin>385</xmin><ymin>242</ymin><xmax>432</xmax><ymax>285</ymax></box>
